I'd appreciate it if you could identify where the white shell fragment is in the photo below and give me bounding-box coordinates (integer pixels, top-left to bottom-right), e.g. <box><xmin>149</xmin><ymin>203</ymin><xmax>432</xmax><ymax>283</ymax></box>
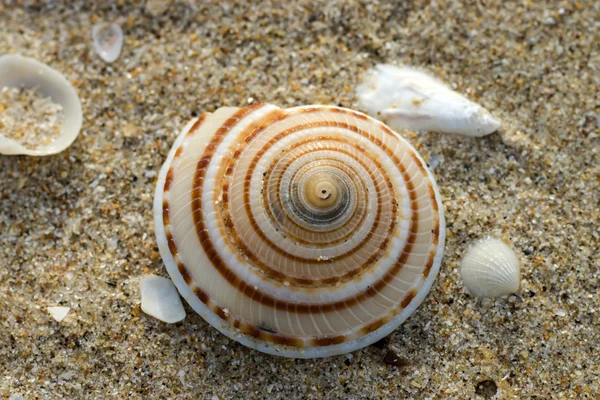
<box><xmin>154</xmin><ymin>104</ymin><xmax>445</xmax><ymax>358</ymax></box>
<box><xmin>460</xmin><ymin>237</ymin><xmax>520</xmax><ymax>298</ymax></box>
<box><xmin>92</xmin><ymin>23</ymin><xmax>123</xmax><ymax>63</ymax></box>
<box><xmin>140</xmin><ymin>274</ymin><xmax>186</xmax><ymax>323</ymax></box>
<box><xmin>0</xmin><ymin>54</ymin><xmax>83</xmax><ymax>156</ymax></box>
<box><xmin>48</xmin><ymin>306</ymin><xmax>70</xmax><ymax>322</ymax></box>
<box><xmin>357</xmin><ymin>64</ymin><xmax>501</xmax><ymax>137</ymax></box>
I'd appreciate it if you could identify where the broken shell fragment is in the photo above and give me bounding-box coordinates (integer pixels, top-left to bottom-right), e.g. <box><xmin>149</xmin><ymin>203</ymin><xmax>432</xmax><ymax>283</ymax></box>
<box><xmin>154</xmin><ymin>103</ymin><xmax>446</xmax><ymax>358</ymax></box>
<box><xmin>460</xmin><ymin>237</ymin><xmax>520</xmax><ymax>298</ymax></box>
<box><xmin>357</xmin><ymin>64</ymin><xmax>501</xmax><ymax>137</ymax></box>
<box><xmin>0</xmin><ymin>54</ymin><xmax>83</xmax><ymax>156</ymax></box>
<box><xmin>140</xmin><ymin>274</ymin><xmax>186</xmax><ymax>323</ymax></box>
<box><xmin>48</xmin><ymin>306</ymin><xmax>70</xmax><ymax>322</ymax></box>
<box><xmin>91</xmin><ymin>23</ymin><xmax>123</xmax><ymax>63</ymax></box>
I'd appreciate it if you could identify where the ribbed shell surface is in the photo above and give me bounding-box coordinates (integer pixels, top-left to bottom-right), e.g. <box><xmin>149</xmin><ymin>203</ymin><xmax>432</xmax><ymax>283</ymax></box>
<box><xmin>153</xmin><ymin>104</ymin><xmax>445</xmax><ymax>358</ymax></box>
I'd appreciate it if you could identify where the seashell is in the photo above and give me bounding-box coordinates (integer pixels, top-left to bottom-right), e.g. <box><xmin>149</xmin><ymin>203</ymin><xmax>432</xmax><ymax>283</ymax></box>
<box><xmin>91</xmin><ymin>23</ymin><xmax>123</xmax><ymax>63</ymax></box>
<box><xmin>140</xmin><ymin>274</ymin><xmax>186</xmax><ymax>323</ymax></box>
<box><xmin>460</xmin><ymin>237</ymin><xmax>520</xmax><ymax>298</ymax></box>
<box><xmin>154</xmin><ymin>103</ymin><xmax>446</xmax><ymax>358</ymax></box>
<box><xmin>0</xmin><ymin>54</ymin><xmax>83</xmax><ymax>156</ymax></box>
<box><xmin>357</xmin><ymin>64</ymin><xmax>501</xmax><ymax>137</ymax></box>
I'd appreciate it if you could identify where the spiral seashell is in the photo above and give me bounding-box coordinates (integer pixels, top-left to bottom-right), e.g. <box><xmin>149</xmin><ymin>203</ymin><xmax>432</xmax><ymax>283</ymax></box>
<box><xmin>154</xmin><ymin>104</ymin><xmax>446</xmax><ymax>358</ymax></box>
<box><xmin>460</xmin><ymin>237</ymin><xmax>520</xmax><ymax>298</ymax></box>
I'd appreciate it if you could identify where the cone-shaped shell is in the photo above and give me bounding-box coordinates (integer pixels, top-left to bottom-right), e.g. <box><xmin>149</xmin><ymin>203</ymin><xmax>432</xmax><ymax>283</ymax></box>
<box><xmin>460</xmin><ymin>237</ymin><xmax>520</xmax><ymax>298</ymax></box>
<box><xmin>154</xmin><ymin>104</ymin><xmax>445</xmax><ymax>358</ymax></box>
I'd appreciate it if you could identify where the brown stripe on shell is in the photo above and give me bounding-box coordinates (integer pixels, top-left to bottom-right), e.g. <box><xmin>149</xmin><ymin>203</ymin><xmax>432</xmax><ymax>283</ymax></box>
<box><xmin>193</xmin><ymin>286</ymin><xmax>210</xmax><ymax>304</ymax></box>
<box><xmin>310</xmin><ymin>335</ymin><xmax>348</xmax><ymax>347</ymax></box>
<box><xmin>422</xmin><ymin>250</ymin><xmax>436</xmax><ymax>278</ymax></box>
<box><xmin>174</xmin><ymin>146</ymin><xmax>184</xmax><ymax>160</ymax></box>
<box><xmin>178</xmin><ymin>262</ymin><xmax>193</xmax><ymax>285</ymax></box>
<box><xmin>214</xmin><ymin>306</ymin><xmax>230</xmax><ymax>320</ymax></box>
<box><xmin>166</xmin><ymin>230</ymin><xmax>178</xmax><ymax>256</ymax></box>
<box><xmin>187</xmin><ymin>113</ymin><xmax>209</xmax><ymax>138</ymax></box>
<box><xmin>172</xmin><ymin>114</ymin><xmax>210</xmax><ymax>164</ymax></box>
<box><xmin>264</xmin><ymin>332</ymin><xmax>304</xmax><ymax>347</ymax></box>
<box><xmin>400</xmin><ymin>289</ymin><xmax>418</xmax><ymax>309</ymax></box>
<box><xmin>162</xmin><ymin>201</ymin><xmax>170</xmax><ymax>226</ymax></box>
<box><xmin>361</xmin><ymin>315</ymin><xmax>389</xmax><ymax>335</ymax></box>
<box><xmin>164</xmin><ymin>168</ymin><xmax>174</xmax><ymax>192</ymax></box>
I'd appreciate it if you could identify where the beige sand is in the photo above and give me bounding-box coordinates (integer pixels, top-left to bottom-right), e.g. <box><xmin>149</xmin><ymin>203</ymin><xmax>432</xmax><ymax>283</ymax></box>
<box><xmin>0</xmin><ymin>1</ymin><xmax>598</xmax><ymax>399</ymax></box>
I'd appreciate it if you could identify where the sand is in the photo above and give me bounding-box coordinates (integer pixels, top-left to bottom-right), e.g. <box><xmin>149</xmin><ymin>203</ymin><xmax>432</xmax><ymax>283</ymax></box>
<box><xmin>0</xmin><ymin>86</ymin><xmax>64</xmax><ymax>150</ymax></box>
<box><xmin>0</xmin><ymin>1</ymin><xmax>598</xmax><ymax>399</ymax></box>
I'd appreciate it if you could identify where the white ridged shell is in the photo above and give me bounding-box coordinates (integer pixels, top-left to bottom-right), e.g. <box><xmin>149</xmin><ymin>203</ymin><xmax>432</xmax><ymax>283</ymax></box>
<box><xmin>0</xmin><ymin>54</ymin><xmax>83</xmax><ymax>156</ymax></box>
<box><xmin>460</xmin><ymin>237</ymin><xmax>520</xmax><ymax>298</ymax></box>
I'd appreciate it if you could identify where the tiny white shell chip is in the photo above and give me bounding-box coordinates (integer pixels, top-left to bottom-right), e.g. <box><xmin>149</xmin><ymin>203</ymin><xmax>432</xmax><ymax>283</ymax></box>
<box><xmin>140</xmin><ymin>274</ymin><xmax>186</xmax><ymax>323</ymax></box>
<box><xmin>460</xmin><ymin>237</ymin><xmax>520</xmax><ymax>298</ymax></box>
<box><xmin>48</xmin><ymin>306</ymin><xmax>70</xmax><ymax>322</ymax></box>
<box><xmin>0</xmin><ymin>54</ymin><xmax>83</xmax><ymax>156</ymax></box>
<box><xmin>357</xmin><ymin>64</ymin><xmax>501</xmax><ymax>137</ymax></box>
<box><xmin>92</xmin><ymin>23</ymin><xmax>123</xmax><ymax>63</ymax></box>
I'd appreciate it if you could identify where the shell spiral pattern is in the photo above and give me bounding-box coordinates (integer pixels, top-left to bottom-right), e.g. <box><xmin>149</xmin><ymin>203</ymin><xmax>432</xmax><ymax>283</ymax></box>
<box><xmin>154</xmin><ymin>104</ymin><xmax>446</xmax><ymax>358</ymax></box>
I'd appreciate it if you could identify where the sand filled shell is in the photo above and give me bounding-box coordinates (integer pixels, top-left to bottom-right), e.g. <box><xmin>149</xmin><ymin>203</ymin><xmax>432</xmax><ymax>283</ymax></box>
<box><xmin>154</xmin><ymin>104</ymin><xmax>445</xmax><ymax>358</ymax></box>
<box><xmin>0</xmin><ymin>54</ymin><xmax>82</xmax><ymax>156</ymax></box>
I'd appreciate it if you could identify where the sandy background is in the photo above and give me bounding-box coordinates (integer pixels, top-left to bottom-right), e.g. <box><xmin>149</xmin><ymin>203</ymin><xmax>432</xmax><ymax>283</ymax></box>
<box><xmin>0</xmin><ymin>1</ymin><xmax>598</xmax><ymax>399</ymax></box>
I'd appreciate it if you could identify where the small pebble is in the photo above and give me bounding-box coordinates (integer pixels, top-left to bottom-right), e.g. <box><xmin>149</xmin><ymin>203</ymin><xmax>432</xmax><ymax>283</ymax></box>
<box><xmin>59</xmin><ymin>371</ymin><xmax>75</xmax><ymax>381</ymax></box>
<box><xmin>429</xmin><ymin>152</ymin><xmax>442</xmax><ymax>171</ymax></box>
<box><xmin>475</xmin><ymin>380</ymin><xmax>498</xmax><ymax>399</ymax></box>
<box><xmin>383</xmin><ymin>350</ymin><xmax>410</xmax><ymax>367</ymax></box>
<box><xmin>145</xmin><ymin>0</ymin><xmax>173</xmax><ymax>16</ymax></box>
<box><xmin>47</xmin><ymin>306</ymin><xmax>70</xmax><ymax>322</ymax></box>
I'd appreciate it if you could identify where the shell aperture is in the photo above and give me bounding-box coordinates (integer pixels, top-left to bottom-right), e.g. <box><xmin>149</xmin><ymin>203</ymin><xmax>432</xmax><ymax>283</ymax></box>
<box><xmin>154</xmin><ymin>104</ymin><xmax>445</xmax><ymax>358</ymax></box>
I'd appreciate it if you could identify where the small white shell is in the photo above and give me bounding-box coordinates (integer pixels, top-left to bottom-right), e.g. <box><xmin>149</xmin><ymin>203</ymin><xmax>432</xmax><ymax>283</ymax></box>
<box><xmin>460</xmin><ymin>237</ymin><xmax>520</xmax><ymax>298</ymax></box>
<box><xmin>357</xmin><ymin>64</ymin><xmax>500</xmax><ymax>137</ymax></box>
<box><xmin>92</xmin><ymin>23</ymin><xmax>123</xmax><ymax>63</ymax></box>
<box><xmin>140</xmin><ymin>274</ymin><xmax>186</xmax><ymax>323</ymax></box>
<box><xmin>0</xmin><ymin>54</ymin><xmax>83</xmax><ymax>156</ymax></box>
